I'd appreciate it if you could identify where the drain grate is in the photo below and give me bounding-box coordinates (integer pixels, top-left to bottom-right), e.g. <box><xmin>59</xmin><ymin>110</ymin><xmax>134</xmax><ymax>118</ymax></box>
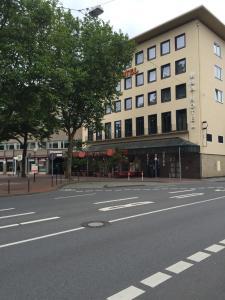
<box><xmin>81</xmin><ymin>221</ymin><xmax>110</xmax><ymax>228</ymax></box>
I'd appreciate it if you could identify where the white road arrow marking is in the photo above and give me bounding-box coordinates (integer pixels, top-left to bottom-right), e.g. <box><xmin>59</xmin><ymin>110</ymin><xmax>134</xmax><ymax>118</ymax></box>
<box><xmin>99</xmin><ymin>201</ymin><xmax>154</xmax><ymax>211</ymax></box>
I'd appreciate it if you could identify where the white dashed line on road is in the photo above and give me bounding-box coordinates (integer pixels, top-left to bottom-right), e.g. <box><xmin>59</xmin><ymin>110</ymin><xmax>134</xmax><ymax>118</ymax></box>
<box><xmin>0</xmin><ymin>224</ymin><xmax>18</xmax><ymax>229</ymax></box>
<box><xmin>187</xmin><ymin>251</ymin><xmax>211</xmax><ymax>262</ymax></box>
<box><xmin>169</xmin><ymin>189</ymin><xmax>195</xmax><ymax>194</ymax></box>
<box><xmin>205</xmin><ymin>244</ymin><xmax>225</xmax><ymax>253</ymax></box>
<box><xmin>107</xmin><ymin>285</ymin><xmax>145</xmax><ymax>300</ymax></box>
<box><xmin>166</xmin><ymin>261</ymin><xmax>193</xmax><ymax>274</ymax></box>
<box><xmin>99</xmin><ymin>201</ymin><xmax>154</xmax><ymax>212</ymax></box>
<box><xmin>140</xmin><ymin>272</ymin><xmax>172</xmax><ymax>288</ymax></box>
<box><xmin>0</xmin><ymin>212</ymin><xmax>35</xmax><ymax>220</ymax></box>
<box><xmin>20</xmin><ymin>216</ymin><xmax>60</xmax><ymax>225</ymax></box>
<box><xmin>170</xmin><ymin>193</ymin><xmax>204</xmax><ymax>199</ymax></box>
<box><xmin>54</xmin><ymin>193</ymin><xmax>96</xmax><ymax>199</ymax></box>
<box><xmin>0</xmin><ymin>208</ymin><xmax>15</xmax><ymax>212</ymax></box>
<box><xmin>94</xmin><ymin>197</ymin><xmax>139</xmax><ymax>205</ymax></box>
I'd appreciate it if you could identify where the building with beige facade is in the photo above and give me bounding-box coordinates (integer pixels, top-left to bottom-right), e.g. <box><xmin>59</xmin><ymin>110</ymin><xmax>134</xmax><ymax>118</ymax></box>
<box><xmin>85</xmin><ymin>6</ymin><xmax>225</xmax><ymax>178</ymax></box>
<box><xmin>1</xmin><ymin>6</ymin><xmax>225</xmax><ymax>178</ymax></box>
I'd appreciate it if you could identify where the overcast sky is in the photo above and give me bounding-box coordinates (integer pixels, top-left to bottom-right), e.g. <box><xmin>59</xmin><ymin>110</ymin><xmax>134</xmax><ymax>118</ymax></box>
<box><xmin>60</xmin><ymin>0</ymin><xmax>225</xmax><ymax>38</ymax></box>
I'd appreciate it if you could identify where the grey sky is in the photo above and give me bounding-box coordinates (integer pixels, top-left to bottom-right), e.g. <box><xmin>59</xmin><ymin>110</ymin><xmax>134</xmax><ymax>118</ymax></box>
<box><xmin>60</xmin><ymin>0</ymin><xmax>225</xmax><ymax>38</ymax></box>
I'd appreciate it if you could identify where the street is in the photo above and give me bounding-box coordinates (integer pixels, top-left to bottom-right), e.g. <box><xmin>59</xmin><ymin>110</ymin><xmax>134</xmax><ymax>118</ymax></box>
<box><xmin>1</xmin><ymin>180</ymin><xmax>225</xmax><ymax>299</ymax></box>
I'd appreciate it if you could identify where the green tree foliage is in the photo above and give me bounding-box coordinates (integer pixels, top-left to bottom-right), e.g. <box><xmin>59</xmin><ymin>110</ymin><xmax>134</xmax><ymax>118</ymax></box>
<box><xmin>51</xmin><ymin>12</ymin><xmax>135</xmax><ymax>177</ymax></box>
<box><xmin>0</xmin><ymin>0</ymin><xmax>58</xmax><ymax>176</ymax></box>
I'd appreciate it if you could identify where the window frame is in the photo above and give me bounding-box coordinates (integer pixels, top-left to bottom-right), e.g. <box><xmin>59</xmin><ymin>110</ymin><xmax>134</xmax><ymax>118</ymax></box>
<box><xmin>148</xmin><ymin>91</ymin><xmax>157</xmax><ymax>105</ymax></box>
<box><xmin>148</xmin><ymin>114</ymin><xmax>157</xmax><ymax>134</ymax></box>
<box><xmin>136</xmin><ymin>94</ymin><xmax>144</xmax><ymax>108</ymax></box>
<box><xmin>114</xmin><ymin>120</ymin><xmax>122</xmax><ymax>138</ymax></box>
<box><xmin>114</xmin><ymin>100</ymin><xmax>121</xmax><ymax>112</ymax></box>
<box><xmin>147</xmin><ymin>45</ymin><xmax>156</xmax><ymax>60</ymax></box>
<box><xmin>105</xmin><ymin>122</ymin><xmax>111</xmax><ymax>140</ymax></box>
<box><xmin>214</xmin><ymin>43</ymin><xmax>221</xmax><ymax>57</ymax></box>
<box><xmin>218</xmin><ymin>135</ymin><xmax>224</xmax><ymax>143</ymax></box>
<box><xmin>125</xmin><ymin>118</ymin><xmax>133</xmax><ymax>137</ymax></box>
<box><xmin>215</xmin><ymin>65</ymin><xmax>222</xmax><ymax>80</ymax></box>
<box><xmin>176</xmin><ymin>83</ymin><xmax>187</xmax><ymax>100</ymax></box>
<box><xmin>124</xmin><ymin>97</ymin><xmax>132</xmax><ymax>111</ymax></box>
<box><xmin>207</xmin><ymin>134</ymin><xmax>212</xmax><ymax>142</ymax></box>
<box><xmin>161</xmin><ymin>111</ymin><xmax>172</xmax><ymax>133</ymax></box>
<box><xmin>124</xmin><ymin>76</ymin><xmax>132</xmax><ymax>90</ymax></box>
<box><xmin>135</xmin><ymin>72</ymin><xmax>144</xmax><ymax>86</ymax></box>
<box><xmin>175</xmin><ymin>58</ymin><xmax>186</xmax><ymax>75</ymax></box>
<box><xmin>136</xmin><ymin>116</ymin><xmax>145</xmax><ymax>136</ymax></box>
<box><xmin>175</xmin><ymin>33</ymin><xmax>186</xmax><ymax>50</ymax></box>
<box><xmin>148</xmin><ymin>68</ymin><xmax>157</xmax><ymax>83</ymax></box>
<box><xmin>161</xmin><ymin>63</ymin><xmax>171</xmax><ymax>79</ymax></box>
<box><xmin>215</xmin><ymin>88</ymin><xmax>224</xmax><ymax>103</ymax></box>
<box><xmin>135</xmin><ymin>50</ymin><xmax>144</xmax><ymax>65</ymax></box>
<box><xmin>160</xmin><ymin>40</ymin><xmax>170</xmax><ymax>56</ymax></box>
<box><xmin>161</xmin><ymin>87</ymin><xmax>171</xmax><ymax>103</ymax></box>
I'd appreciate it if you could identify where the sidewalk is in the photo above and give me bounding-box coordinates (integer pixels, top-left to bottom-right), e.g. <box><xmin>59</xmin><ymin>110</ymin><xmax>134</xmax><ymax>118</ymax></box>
<box><xmin>0</xmin><ymin>174</ymin><xmax>202</xmax><ymax>197</ymax></box>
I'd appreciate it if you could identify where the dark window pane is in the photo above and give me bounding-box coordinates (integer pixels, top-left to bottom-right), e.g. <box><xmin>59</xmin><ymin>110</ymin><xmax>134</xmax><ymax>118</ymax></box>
<box><xmin>161</xmin><ymin>112</ymin><xmax>171</xmax><ymax>133</ymax></box>
<box><xmin>175</xmin><ymin>58</ymin><xmax>186</xmax><ymax>74</ymax></box>
<box><xmin>176</xmin><ymin>83</ymin><xmax>186</xmax><ymax>99</ymax></box>
<box><xmin>207</xmin><ymin>134</ymin><xmax>212</xmax><ymax>142</ymax></box>
<box><xmin>218</xmin><ymin>136</ymin><xmax>223</xmax><ymax>143</ymax></box>
<box><xmin>96</xmin><ymin>130</ymin><xmax>102</xmax><ymax>141</ymax></box>
<box><xmin>148</xmin><ymin>114</ymin><xmax>157</xmax><ymax>134</ymax></box>
<box><xmin>148</xmin><ymin>91</ymin><xmax>157</xmax><ymax>105</ymax></box>
<box><xmin>161</xmin><ymin>88</ymin><xmax>171</xmax><ymax>102</ymax></box>
<box><xmin>105</xmin><ymin>123</ymin><xmax>111</xmax><ymax>139</ymax></box>
<box><xmin>176</xmin><ymin>109</ymin><xmax>187</xmax><ymax>131</ymax></box>
<box><xmin>88</xmin><ymin>128</ymin><xmax>93</xmax><ymax>141</ymax></box>
<box><xmin>136</xmin><ymin>117</ymin><xmax>144</xmax><ymax>136</ymax></box>
<box><xmin>125</xmin><ymin>119</ymin><xmax>132</xmax><ymax>137</ymax></box>
<box><xmin>114</xmin><ymin>121</ymin><xmax>121</xmax><ymax>138</ymax></box>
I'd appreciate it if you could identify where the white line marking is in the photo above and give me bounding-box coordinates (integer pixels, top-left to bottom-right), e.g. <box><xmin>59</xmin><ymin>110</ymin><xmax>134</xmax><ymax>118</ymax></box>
<box><xmin>107</xmin><ymin>285</ymin><xmax>145</xmax><ymax>300</ymax></box>
<box><xmin>0</xmin><ymin>208</ymin><xmax>15</xmax><ymax>212</ymax></box>
<box><xmin>141</xmin><ymin>272</ymin><xmax>172</xmax><ymax>288</ymax></box>
<box><xmin>0</xmin><ymin>212</ymin><xmax>35</xmax><ymax>220</ymax></box>
<box><xmin>0</xmin><ymin>227</ymin><xmax>84</xmax><ymax>249</ymax></box>
<box><xmin>54</xmin><ymin>193</ymin><xmax>96</xmax><ymax>199</ymax></box>
<box><xmin>170</xmin><ymin>193</ymin><xmax>204</xmax><ymax>199</ymax></box>
<box><xmin>166</xmin><ymin>261</ymin><xmax>193</xmax><ymax>274</ymax></box>
<box><xmin>115</xmin><ymin>189</ymin><xmax>122</xmax><ymax>192</ymax></box>
<box><xmin>109</xmin><ymin>195</ymin><xmax>225</xmax><ymax>223</ymax></box>
<box><xmin>219</xmin><ymin>239</ymin><xmax>225</xmax><ymax>245</ymax></box>
<box><xmin>215</xmin><ymin>189</ymin><xmax>225</xmax><ymax>192</ymax></box>
<box><xmin>205</xmin><ymin>244</ymin><xmax>225</xmax><ymax>253</ymax></box>
<box><xmin>94</xmin><ymin>197</ymin><xmax>139</xmax><ymax>205</ymax></box>
<box><xmin>187</xmin><ymin>251</ymin><xmax>211</xmax><ymax>262</ymax></box>
<box><xmin>20</xmin><ymin>216</ymin><xmax>60</xmax><ymax>225</ymax></box>
<box><xmin>99</xmin><ymin>201</ymin><xmax>153</xmax><ymax>212</ymax></box>
<box><xmin>0</xmin><ymin>224</ymin><xmax>19</xmax><ymax>229</ymax></box>
<box><xmin>169</xmin><ymin>189</ymin><xmax>195</xmax><ymax>194</ymax></box>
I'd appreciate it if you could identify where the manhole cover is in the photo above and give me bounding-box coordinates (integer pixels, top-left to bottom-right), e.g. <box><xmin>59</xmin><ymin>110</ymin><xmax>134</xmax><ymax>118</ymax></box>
<box><xmin>81</xmin><ymin>221</ymin><xmax>110</xmax><ymax>228</ymax></box>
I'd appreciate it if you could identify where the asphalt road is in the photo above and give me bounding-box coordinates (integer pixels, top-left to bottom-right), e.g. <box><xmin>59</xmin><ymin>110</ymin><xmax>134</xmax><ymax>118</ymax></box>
<box><xmin>1</xmin><ymin>180</ymin><xmax>225</xmax><ymax>299</ymax></box>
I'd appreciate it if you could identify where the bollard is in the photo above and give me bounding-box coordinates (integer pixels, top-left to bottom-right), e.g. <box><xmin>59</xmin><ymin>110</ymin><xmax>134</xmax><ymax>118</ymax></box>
<box><xmin>8</xmin><ymin>179</ymin><xmax>10</xmax><ymax>194</ymax></box>
<box><xmin>28</xmin><ymin>178</ymin><xmax>30</xmax><ymax>192</ymax></box>
<box><xmin>33</xmin><ymin>173</ymin><xmax>36</xmax><ymax>183</ymax></box>
<box><xmin>128</xmin><ymin>171</ymin><xmax>130</xmax><ymax>181</ymax></box>
<box><xmin>141</xmin><ymin>171</ymin><xmax>144</xmax><ymax>182</ymax></box>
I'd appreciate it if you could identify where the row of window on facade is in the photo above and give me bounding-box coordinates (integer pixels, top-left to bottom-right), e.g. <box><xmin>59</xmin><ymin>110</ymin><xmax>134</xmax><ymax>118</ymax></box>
<box><xmin>134</xmin><ymin>33</ymin><xmax>186</xmax><ymax>66</ymax></box>
<box><xmin>0</xmin><ymin>140</ymin><xmax>69</xmax><ymax>151</ymax></box>
<box><xmin>207</xmin><ymin>134</ymin><xmax>224</xmax><ymax>144</ymax></box>
<box><xmin>88</xmin><ymin>109</ymin><xmax>187</xmax><ymax>141</ymax></box>
<box><xmin>122</xmin><ymin>58</ymin><xmax>186</xmax><ymax>90</ymax></box>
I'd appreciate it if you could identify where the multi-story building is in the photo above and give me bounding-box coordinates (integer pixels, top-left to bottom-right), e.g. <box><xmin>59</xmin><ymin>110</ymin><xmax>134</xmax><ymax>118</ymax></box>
<box><xmin>85</xmin><ymin>6</ymin><xmax>225</xmax><ymax>178</ymax></box>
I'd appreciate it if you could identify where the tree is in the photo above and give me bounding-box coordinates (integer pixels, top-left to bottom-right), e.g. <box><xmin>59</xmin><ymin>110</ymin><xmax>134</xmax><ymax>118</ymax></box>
<box><xmin>0</xmin><ymin>0</ymin><xmax>59</xmax><ymax>176</ymax></box>
<box><xmin>51</xmin><ymin>11</ymin><xmax>135</xmax><ymax>178</ymax></box>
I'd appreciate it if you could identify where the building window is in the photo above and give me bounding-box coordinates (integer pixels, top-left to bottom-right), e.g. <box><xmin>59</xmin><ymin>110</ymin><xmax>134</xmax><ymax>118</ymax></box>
<box><xmin>96</xmin><ymin>130</ymin><xmax>102</xmax><ymax>141</ymax></box>
<box><xmin>148</xmin><ymin>68</ymin><xmax>157</xmax><ymax>83</ymax></box>
<box><xmin>175</xmin><ymin>58</ymin><xmax>186</xmax><ymax>74</ymax></box>
<box><xmin>215</xmin><ymin>89</ymin><xmax>224</xmax><ymax>103</ymax></box>
<box><xmin>125</xmin><ymin>119</ymin><xmax>132</xmax><ymax>137</ymax></box>
<box><xmin>176</xmin><ymin>83</ymin><xmax>186</xmax><ymax>99</ymax></box>
<box><xmin>116</xmin><ymin>82</ymin><xmax>121</xmax><ymax>92</ymax></box>
<box><xmin>148</xmin><ymin>114</ymin><xmax>157</xmax><ymax>134</ymax></box>
<box><xmin>207</xmin><ymin>134</ymin><xmax>212</xmax><ymax>142</ymax></box>
<box><xmin>114</xmin><ymin>100</ymin><xmax>121</xmax><ymax>112</ymax></box>
<box><xmin>161</xmin><ymin>63</ymin><xmax>171</xmax><ymax>79</ymax></box>
<box><xmin>136</xmin><ymin>72</ymin><xmax>144</xmax><ymax>86</ymax></box>
<box><xmin>218</xmin><ymin>136</ymin><xmax>224</xmax><ymax>143</ymax></box>
<box><xmin>161</xmin><ymin>112</ymin><xmax>171</xmax><ymax>133</ymax></box>
<box><xmin>175</xmin><ymin>33</ymin><xmax>185</xmax><ymax>50</ymax></box>
<box><xmin>124</xmin><ymin>77</ymin><xmax>132</xmax><ymax>90</ymax></box>
<box><xmin>87</xmin><ymin>129</ymin><xmax>93</xmax><ymax>141</ymax></box>
<box><xmin>161</xmin><ymin>87</ymin><xmax>171</xmax><ymax>103</ymax></box>
<box><xmin>114</xmin><ymin>120</ymin><xmax>121</xmax><ymax>138</ymax></box>
<box><xmin>48</xmin><ymin>142</ymin><xmax>58</xmax><ymax>149</ymax></box>
<box><xmin>176</xmin><ymin>109</ymin><xmax>187</xmax><ymax>131</ymax></box>
<box><xmin>147</xmin><ymin>45</ymin><xmax>156</xmax><ymax>60</ymax></box>
<box><xmin>136</xmin><ymin>94</ymin><xmax>144</xmax><ymax>108</ymax></box>
<box><xmin>105</xmin><ymin>123</ymin><xmax>111</xmax><ymax>140</ymax></box>
<box><xmin>136</xmin><ymin>116</ymin><xmax>144</xmax><ymax>136</ymax></box>
<box><xmin>215</xmin><ymin>65</ymin><xmax>222</xmax><ymax>80</ymax></box>
<box><xmin>0</xmin><ymin>144</ymin><xmax>5</xmax><ymax>150</ymax></box>
<box><xmin>160</xmin><ymin>40</ymin><xmax>170</xmax><ymax>55</ymax></box>
<box><xmin>135</xmin><ymin>50</ymin><xmax>144</xmax><ymax>65</ymax></box>
<box><xmin>148</xmin><ymin>91</ymin><xmax>157</xmax><ymax>105</ymax></box>
<box><xmin>124</xmin><ymin>97</ymin><xmax>132</xmax><ymax>110</ymax></box>
<box><xmin>214</xmin><ymin>43</ymin><xmax>221</xmax><ymax>57</ymax></box>
<box><xmin>105</xmin><ymin>104</ymin><xmax>111</xmax><ymax>114</ymax></box>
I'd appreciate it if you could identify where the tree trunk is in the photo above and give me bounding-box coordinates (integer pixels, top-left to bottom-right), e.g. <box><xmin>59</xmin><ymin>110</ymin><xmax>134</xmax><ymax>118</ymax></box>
<box><xmin>21</xmin><ymin>134</ymin><xmax>28</xmax><ymax>177</ymax></box>
<box><xmin>66</xmin><ymin>134</ymin><xmax>74</xmax><ymax>179</ymax></box>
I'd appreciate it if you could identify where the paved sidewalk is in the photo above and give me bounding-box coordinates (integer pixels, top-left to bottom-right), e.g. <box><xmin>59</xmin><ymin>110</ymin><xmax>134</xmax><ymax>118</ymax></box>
<box><xmin>0</xmin><ymin>174</ymin><xmax>203</xmax><ymax>196</ymax></box>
